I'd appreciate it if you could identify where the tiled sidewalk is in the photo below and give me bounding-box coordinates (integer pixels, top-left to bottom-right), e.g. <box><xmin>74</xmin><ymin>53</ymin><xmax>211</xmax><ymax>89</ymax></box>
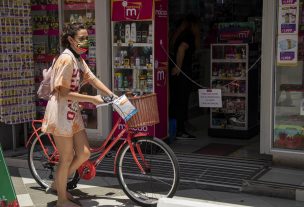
<box><xmin>5</xmin><ymin>157</ymin><xmax>304</xmax><ymax>207</ymax></box>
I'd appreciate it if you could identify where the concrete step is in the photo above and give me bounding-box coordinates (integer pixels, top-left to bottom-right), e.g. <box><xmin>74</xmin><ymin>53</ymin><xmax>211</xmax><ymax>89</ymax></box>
<box><xmin>243</xmin><ymin>180</ymin><xmax>304</xmax><ymax>201</ymax></box>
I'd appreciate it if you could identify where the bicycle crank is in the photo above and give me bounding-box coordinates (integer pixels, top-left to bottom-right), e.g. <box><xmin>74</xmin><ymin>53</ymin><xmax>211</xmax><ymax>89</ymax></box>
<box><xmin>77</xmin><ymin>160</ymin><xmax>96</xmax><ymax>180</ymax></box>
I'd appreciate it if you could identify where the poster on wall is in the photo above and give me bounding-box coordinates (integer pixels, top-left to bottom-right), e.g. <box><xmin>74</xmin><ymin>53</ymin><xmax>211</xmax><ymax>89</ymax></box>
<box><xmin>277</xmin><ymin>0</ymin><xmax>299</xmax><ymax>66</ymax></box>
<box><xmin>277</xmin><ymin>35</ymin><xmax>298</xmax><ymax>66</ymax></box>
<box><xmin>278</xmin><ymin>4</ymin><xmax>299</xmax><ymax>34</ymax></box>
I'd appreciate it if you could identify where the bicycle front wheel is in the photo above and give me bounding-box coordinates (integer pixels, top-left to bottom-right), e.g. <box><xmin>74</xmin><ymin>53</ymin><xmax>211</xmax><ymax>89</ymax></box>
<box><xmin>117</xmin><ymin>136</ymin><xmax>180</xmax><ymax>207</ymax></box>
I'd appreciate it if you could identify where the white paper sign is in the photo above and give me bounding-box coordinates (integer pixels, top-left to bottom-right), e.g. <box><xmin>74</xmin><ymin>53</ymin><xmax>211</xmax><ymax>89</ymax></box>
<box><xmin>198</xmin><ymin>89</ymin><xmax>222</xmax><ymax>108</ymax></box>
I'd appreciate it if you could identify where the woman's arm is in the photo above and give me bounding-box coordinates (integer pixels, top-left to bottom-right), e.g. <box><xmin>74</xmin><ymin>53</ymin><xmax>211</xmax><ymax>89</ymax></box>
<box><xmin>81</xmin><ymin>59</ymin><xmax>116</xmax><ymax>97</ymax></box>
<box><xmin>57</xmin><ymin>87</ymin><xmax>103</xmax><ymax>105</ymax></box>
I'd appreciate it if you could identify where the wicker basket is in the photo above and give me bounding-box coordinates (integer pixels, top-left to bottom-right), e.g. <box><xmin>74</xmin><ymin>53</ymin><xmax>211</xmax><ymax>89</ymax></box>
<box><xmin>126</xmin><ymin>93</ymin><xmax>160</xmax><ymax>128</ymax></box>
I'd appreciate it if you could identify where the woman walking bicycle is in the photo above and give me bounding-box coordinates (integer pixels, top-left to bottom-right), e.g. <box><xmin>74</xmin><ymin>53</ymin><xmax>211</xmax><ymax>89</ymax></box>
<box><xmin>41</xmin><ymin>23</ymin><xmax>116</xmax><ymax>207</ymax></box>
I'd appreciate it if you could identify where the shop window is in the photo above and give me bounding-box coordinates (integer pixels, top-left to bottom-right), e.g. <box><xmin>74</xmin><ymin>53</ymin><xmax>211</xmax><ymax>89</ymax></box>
<box><xmin>274</xmin><ymin>0</ymin><xmax>304</xmax><ymax>151</ymax></box>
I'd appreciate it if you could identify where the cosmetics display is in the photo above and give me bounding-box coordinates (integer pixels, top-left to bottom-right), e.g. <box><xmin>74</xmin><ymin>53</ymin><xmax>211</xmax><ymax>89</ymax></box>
<box><xmin>112</xmin><ymin>21</ymin><xmax>154</xmax><ymax>95</ymax></box>
<box><xmin>111</xmin><ymin>0</ymin><xmax>169</xmax><ymax>139</ymax></box>
<box><xmin>209</xmin><ymin>43</ymin><xmax>258</xmax><ymax>138</ymax></box>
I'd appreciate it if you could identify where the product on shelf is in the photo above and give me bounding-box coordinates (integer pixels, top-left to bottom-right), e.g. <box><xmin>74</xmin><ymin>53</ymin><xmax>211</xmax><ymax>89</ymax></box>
<box><xmin>111</xmin><ymin>0</ymin><xmax>168</xmax><ymax>139</ymax></box>
<box><xmin>210</xmin><ymin>44</ymin><xmax>249</xmax><ymax>130</ymax></box>
<box><xmin>31</xmin><ymin>0</ymin><xmax>60</xmax><ymax>119</ymax></box>
<box><xmin>113</xmin><ymin>22</ymin><xmax>153</xmax><ymax>45</ymax></box>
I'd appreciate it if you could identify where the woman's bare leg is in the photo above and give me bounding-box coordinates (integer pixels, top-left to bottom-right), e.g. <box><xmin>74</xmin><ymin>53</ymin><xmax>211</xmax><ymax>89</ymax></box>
<box><xmin>68</xmin><ymin>130</ymin><xmax>91</xmax><ymax>177</ymax></box>
<box><xmin>53</xmin><ymin>135</ymin><xmax>78</xmax><ymax>206</ymax></box>
<box><xmin>51</xmin><ymin>130</ymin><xmax>90</xmax><ymax>190</ymax></box>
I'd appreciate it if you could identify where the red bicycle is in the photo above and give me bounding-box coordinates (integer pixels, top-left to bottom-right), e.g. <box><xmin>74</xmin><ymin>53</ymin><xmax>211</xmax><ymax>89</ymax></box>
<box><xmin>26</xmin><ymin>94</ymin><xmax>180</xmax><ymax>207</ymax></box>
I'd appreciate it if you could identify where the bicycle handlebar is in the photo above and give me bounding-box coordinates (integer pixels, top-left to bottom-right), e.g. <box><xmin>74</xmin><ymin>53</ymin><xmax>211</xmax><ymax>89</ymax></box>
<box><xmin>95</xmin><ymin>93</ymin><xmax>139</xmax><ymax>108</ymax></box>
<box><xmin>95</xmin><ymin>95</ymin><xmax>115</xmax><ymax>108</ymax></box>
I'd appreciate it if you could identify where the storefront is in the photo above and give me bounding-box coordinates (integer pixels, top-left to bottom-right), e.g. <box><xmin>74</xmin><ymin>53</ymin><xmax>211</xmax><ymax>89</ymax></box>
<box><xmin>167</xmin><ymin>0</ymin><xmax>262</xmax><ymax>156</ymax></box>
<box><xmin>165</xmin><ymin>0</ymin><xmax>304</xmax><ymax>166</ymax></box>
<box><xmin>261</xmin><ymin>0</ymin><xmax>304</xmax><ymax>167</ymax></box>
<box><xmin>1</xmin><ymin>0</ymin><xmax>304</xmax><ymax>168</ymax></box>
<box><xmin>0</xmin><ymin>0</ymin><xmax>113</xmax><ymax>148</ymax></box>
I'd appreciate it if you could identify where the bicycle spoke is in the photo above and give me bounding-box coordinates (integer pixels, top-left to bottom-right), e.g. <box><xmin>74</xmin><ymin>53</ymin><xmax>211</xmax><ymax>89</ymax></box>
<box><xmin>117</xmin><ymin>137</ymin><xmax>179</xmax><ymax>206</ymax></box>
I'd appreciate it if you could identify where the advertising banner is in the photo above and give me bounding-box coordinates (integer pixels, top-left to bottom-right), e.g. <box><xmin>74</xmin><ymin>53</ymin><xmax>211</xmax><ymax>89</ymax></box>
<box><xmin>111</xmin><ymin>0</ymin><xmax>153</xmax><ymax>21</ymax></box>
<box><xmin>154</xmin><ymin>0</ymin><xmax>168</xmax><ymax>139</ymax></box>
<box><xmin>277</xmin><ymin>0</ymin><xmax>299</xmax><ymax>66</ymax></box>
<box><xmin>278</xmin><ymin>4</ymin><xmax>299</xmax><ymax>34</ymax></box>
<box><xmin>217</xmin><ymin>22</ymin><xmax>255</xmax><ymax>43</ymax></box>
<box><xmin>277</xmin><ymin>35</ymin><xmax>298</xmax><ymax>65</ymax></box>
<box><xmin>280</xmin><ymin>0</ymin><xmax>298</xmax><ymax>6</ymax></box>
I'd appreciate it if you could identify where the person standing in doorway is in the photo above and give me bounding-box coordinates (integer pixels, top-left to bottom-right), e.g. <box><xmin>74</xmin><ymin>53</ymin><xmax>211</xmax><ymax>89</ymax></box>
<box><xmin>41</xmin><ymin>23</ymin><xmax>116</xmax><ymax>207</ymax></box>
<box><xmin>169</xmin><ymin>14</ymin><xmax>200</xmax><ymax>140</ymax></box>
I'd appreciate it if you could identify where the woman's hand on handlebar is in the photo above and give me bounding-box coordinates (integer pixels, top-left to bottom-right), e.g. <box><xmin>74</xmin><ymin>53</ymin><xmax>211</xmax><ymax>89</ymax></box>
<box><xmin>110</xmin><ymin>93</ymin><xmax>119</xmax><ymax>100</ymax></box>
<box><xmin>92</xmin><ymin>95</ymin><xmax>104</xmax><ymax>105</ymax></box>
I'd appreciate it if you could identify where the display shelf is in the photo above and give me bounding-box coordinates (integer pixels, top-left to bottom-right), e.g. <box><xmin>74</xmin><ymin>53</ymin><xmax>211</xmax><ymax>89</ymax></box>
<box><xmin>212</xmin><ymin>59</ymin><xmax>247</xmax><ymax>63</ymax></box>
<box><xmin>222</xmin><ymin>93</ymin><xmax>246</xmax><ymax>97</ymax></box>
<box><xmin>64</xmin><ymin>2</ymin><xmax>94</xmax><ymax>10</ymax></box>
<box><xmin>210</xmin><ymin>125</ymin><xmax>246</xmax><ymax>130</ymax></box>
<box><xmin>0</xmin><ymin>0</ymin><xmax>35</xmax><ymax>124</ymax></box>
<box><xmin>211</xmin><ymin>77</ymin><xmax>246</xmax><ymax>81</ymax></box>
<box><xmin>31</xmin><ymin>1</ymin><xmax>60</xmax><ymax>120</ymax></box>
<box><xmin>114</xmin><ymin>66</ymin><xmax>153</xmax><ymax>70</ymax></box>
<box><xmin>31</xmin><ymin>4</ymin><xmax>58</xmax><ymax>11</ymax></box>
<box><xmin>114</xmin><ymin>88</ymin><xmax>153</xmax><ymax>93</ymax></box>
<box><xmin>110</xmin><ymin>0</ymin><xmax>168</xmax><ymax>139</ymax></box>
<box><xmin>112</xmin><ymin>20</ymin><xmax>154</xmax><ymax>95</ymax></box>
<box><xmin>33</xmin><ymin>29</ymin><xmax>59</xmax><ymax>36</ymax></box>
<box><xmin>34</xmin><ymin>54</ymin><xmax>57</xmax><ymax>62</ymax></box>
<box><xmin>209</xmin><ymin>43</ymin><xmax>259</xmax><ymax>139</ymax></box>
<box><xmin>210</xmin><ymin>44</ymin><xmax>249</xmax><ymax>134</ymax></box>
<box><xmin>212</xmin><ymin>111</ymin><xmax>235</xmax><ymax>114</ymax></box>
<box><xmin>113</xmin><ymin>43</ymin><xmax>153</xmax><ymax>47</ymax></box>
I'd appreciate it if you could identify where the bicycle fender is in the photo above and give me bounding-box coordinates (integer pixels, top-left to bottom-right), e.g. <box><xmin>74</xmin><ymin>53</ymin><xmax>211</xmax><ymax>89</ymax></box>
<box><xmin>114</xmin><ymin>139</ymin><xmax>127</xmax><ymax>174</ymax></box>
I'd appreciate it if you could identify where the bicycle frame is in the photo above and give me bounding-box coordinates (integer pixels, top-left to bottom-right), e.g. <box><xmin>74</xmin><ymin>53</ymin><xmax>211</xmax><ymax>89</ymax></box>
<box><xmin>26</xmin><ymin>117</ymin><xmax>150</xmax><ymax>175</ymax></box>
<box><xmin>92</xmin><ymin>117</ymin><xmax>149</xmax><ymax>174</ymax></box>
<box><xmin>26</xmin><ymin>120</ymin><xmax>59</xmax><ymax>164</ymax></box>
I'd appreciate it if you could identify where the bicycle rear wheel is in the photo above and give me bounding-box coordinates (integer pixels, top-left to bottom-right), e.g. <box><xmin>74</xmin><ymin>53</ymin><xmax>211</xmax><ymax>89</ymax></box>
<box><xmin>116</xmin><ymin>136</ymin><xmax>180</xmax><ymax>207</ymax></box>
<box><xmin>28</xmin><ymin>133</ymin><xmax>79</xmax><ymax>190</ymax></box>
